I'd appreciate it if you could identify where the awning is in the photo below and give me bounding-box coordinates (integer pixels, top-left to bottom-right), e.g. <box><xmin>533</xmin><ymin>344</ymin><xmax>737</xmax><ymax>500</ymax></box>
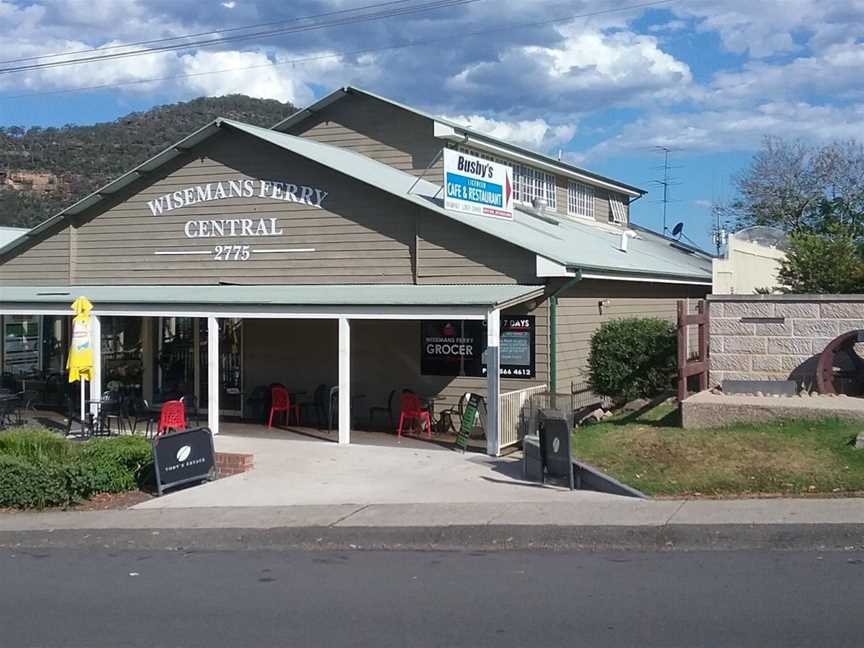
<box><xmin>0</xmin><ymin>284</ymin><xmax>545</xmax><ymax>320</ymax></box>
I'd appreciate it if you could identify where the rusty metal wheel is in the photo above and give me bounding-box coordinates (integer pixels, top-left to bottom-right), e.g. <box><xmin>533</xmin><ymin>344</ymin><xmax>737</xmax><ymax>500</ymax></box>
<box><xmin>816</xmin><ymin>330</ymin><xmax>864</xmax><ymax>395</ymax></box>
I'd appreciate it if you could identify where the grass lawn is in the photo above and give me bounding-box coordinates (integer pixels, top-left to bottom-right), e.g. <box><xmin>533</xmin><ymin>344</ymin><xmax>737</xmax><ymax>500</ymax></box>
<box><xmin>571</xmin><ymin>403</ymin><xmax>864</xmax><ymax>497</ymax></box>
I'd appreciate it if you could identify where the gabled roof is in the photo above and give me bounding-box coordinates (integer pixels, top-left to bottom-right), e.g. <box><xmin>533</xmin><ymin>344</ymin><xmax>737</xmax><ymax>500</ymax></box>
<box><xmin>271</xmin><ymin>85</ymin><xmax>645</xmax><ymax>198</ymax></box>
<box><xmin>0</xmin><ymin>118</ymin><xmax>710</xmax><ymax>284</ymax></box>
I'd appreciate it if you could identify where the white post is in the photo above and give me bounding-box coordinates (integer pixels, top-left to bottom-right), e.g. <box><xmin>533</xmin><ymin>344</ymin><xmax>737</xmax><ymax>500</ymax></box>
<box><xmin>142</xmin><ymin>317</ymin><xmax>154</xmax><ymax>403</ymax></box>
<box><xmin>485</xmin><ymin>309</ymin><xmax>500</xmax><ymax>456</ymax></box>
<box><xmin>338</xmin><ymin>317</ymin><xmax>351</xmax><ymax>445</ymax></box>
<box><xmin>90</xmin><ymin>314</ymin><xmax>102</xmax><ymax>419</ymax></box>
<box><xmin>207</xmin><ymin>316</ymin><xmax>220</xmax><ymax>435</ymax></box>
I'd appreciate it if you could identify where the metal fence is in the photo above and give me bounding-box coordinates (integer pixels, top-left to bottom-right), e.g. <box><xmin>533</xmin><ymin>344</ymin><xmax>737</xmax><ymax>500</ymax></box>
<box><xmin>496</xmin><ymin>381</ymin><xmax>608</xmax><ymax>455</ymax></box>
<box><xmin>498</xmin><ymin>384</ymin><xmax>548</xmax><ymax>452</ymax></box>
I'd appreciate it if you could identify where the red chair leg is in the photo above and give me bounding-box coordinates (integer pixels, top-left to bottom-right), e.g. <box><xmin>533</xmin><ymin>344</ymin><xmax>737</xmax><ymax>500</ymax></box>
<box><xmin>423</xmin><ymin>412</ymin><xmax>432</xmax><ymax>438</ymax></box>
<box><xmin>267</xmin><ymin>407</ymin><xmax>274</xmax><ymax>428</ymax></box>
<box><xmin>397</xmin><ymin>413</ymin><xmax>405</xmax><ymax>438</ymax></box>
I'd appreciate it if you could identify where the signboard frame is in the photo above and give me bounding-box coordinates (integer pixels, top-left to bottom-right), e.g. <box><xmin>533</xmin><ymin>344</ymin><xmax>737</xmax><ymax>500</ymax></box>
<box><xmin>152</xmin><ymin>427</ymin><xmax>217</xmax><ymax>496</ymax></box>
<box><xmin>442</xmin><ymin>148</ymin><xmax>514</xmax><ymax>220</ymax></box>
<box><xmin>420</xmin><ymin>316</ymin><xmax>535</xmax><ymax>379</ymax></box>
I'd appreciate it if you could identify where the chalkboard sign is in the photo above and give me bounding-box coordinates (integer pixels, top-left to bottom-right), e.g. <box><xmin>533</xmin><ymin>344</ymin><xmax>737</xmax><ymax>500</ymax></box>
<box><xmin>421</xmin><ymin>316</ymin><xmax>535</xmax><ymax>378</ymax></box>
<box><xmin>454</xmin><ymin>393</ymin><xmax>482</xmax><ymax>451</ymax></box>
<box><xmin>152</xmin><ymin>427</ymin><xmax>216</xmax><ymax>496</ymax></box>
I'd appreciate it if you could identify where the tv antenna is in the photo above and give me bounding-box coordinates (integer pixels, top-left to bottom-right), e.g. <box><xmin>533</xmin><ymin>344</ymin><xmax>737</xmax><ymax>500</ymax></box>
<box><xmin>648</xmin><ymin>146</ymin><xmax>683</xmax><ymax>236</ymax></box>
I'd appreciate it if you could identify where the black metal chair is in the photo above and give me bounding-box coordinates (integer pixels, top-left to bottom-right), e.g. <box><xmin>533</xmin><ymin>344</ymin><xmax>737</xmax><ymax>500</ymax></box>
<box><xmin>181</xmin><ymin>394</ymin><xmax>203</xmax><ymax>428</ymax></box>
<box><xmin>127</xmin><ymin>397</ymin><xmax>157</xmax><ymax>439</ymax></box>
<box><xmin>368</xmin><ymin>389</ymin><xmax>397</xmax><ymax>430</ymax></box>
<box><xmin>13</xmin><ymin>390</ymin><xmax>39</xmax><ymax>425</ymax></box>
<box><xmin>299</xmin><ymin>384</ymin><xmax>329</xmax><ymax>429</ymax></box>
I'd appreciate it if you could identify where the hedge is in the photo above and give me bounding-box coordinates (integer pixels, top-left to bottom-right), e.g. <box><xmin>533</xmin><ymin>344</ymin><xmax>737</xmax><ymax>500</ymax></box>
<box><xmin>587</xmin><ymin>317</ymin><xmax>677</xmax><ymax>403</ymax></box>
<box><xmin>0</xmin><ymin>428</ymin><xmax>153</xmax><ymax>509</ymax></box>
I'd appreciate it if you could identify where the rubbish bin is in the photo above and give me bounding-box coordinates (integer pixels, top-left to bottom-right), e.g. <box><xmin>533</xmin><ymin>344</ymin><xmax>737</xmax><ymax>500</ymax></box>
<box><xmin>538</xmin><ymin>408</ymin><xmax>574</xmax><ymax>490</ymax></box>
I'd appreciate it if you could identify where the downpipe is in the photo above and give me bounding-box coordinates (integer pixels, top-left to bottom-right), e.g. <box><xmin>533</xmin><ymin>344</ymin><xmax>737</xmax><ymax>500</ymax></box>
<box><xmin>549</xmin><ymin>271</ymin><xmax>582</xmax><ymax>410</ymax></box>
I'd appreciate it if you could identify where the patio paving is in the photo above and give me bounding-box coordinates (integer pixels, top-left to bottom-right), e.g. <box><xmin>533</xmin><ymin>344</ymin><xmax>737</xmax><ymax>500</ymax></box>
<box><xmin>135</xmin><ymin>422</ymin><xmax>618</xmax><ymax>509</ymax></box>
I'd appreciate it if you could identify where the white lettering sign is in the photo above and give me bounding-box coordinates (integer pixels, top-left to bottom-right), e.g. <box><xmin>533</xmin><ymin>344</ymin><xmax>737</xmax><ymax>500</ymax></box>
<box><xmin>149</xmin><ymin>177</ymin><xmax>323</xmax><ymax>262</ymax></box>
<box><xmin>146</xmin><ymin>179</ymin><xmax>328</xmax><ymax>216</ymax></box>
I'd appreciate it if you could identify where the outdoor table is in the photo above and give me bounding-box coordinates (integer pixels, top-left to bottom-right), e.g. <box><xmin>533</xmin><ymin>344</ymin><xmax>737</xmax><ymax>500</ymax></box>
<box><xmin>419</xmin><ymin>395</ymin><xmax>446</xmax><ymax>430</ymax></box>
<box><xmin>85</xmin><ymin>398</ymin><xmax>123</xmax><ymax>436</ymax></box>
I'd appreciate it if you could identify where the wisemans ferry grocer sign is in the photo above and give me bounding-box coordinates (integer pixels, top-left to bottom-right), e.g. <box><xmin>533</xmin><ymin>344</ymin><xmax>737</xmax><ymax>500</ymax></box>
<box><xmin>443</xmin><ymin>149</ymin><xmax>514</xmax><ymax>220</ymax></box>
<box><xmin>146</xmin><ymin>178</ymin><xmax>326</xmax><ymax>262</ymax></box>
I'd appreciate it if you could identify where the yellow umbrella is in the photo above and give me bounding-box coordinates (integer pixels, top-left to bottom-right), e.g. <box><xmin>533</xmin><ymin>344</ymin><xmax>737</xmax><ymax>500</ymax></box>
<box><xmin>66</xmin><ymin>296</ymin><xmax>94</xmax><ymax>433</ymax></box>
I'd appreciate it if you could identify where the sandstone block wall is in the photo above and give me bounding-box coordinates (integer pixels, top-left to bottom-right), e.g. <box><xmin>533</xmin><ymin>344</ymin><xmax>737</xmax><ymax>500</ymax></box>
<box><xmin>709</xmin><ymin>296</ymin><xmax>864</xmax><ymax>388</ymax></box>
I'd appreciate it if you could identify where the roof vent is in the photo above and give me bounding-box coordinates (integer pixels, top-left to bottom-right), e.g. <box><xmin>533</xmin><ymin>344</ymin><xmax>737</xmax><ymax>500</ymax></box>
<box><xmin>618</xmin><ymin>229</ymin><xmax>638</xmax><ymax>252</ymax></box>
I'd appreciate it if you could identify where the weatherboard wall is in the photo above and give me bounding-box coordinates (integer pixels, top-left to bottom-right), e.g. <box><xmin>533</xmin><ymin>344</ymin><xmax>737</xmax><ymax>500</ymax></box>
<box><xmin>554</xmin><ymin>280</ymin><xmax>708</xmax><ymax>393</ymax></box>
<box><xmin>284</xmin><ymin>92</ymin><xmax>443</xmax><ymax>177</ymax></box>
<box><xmin>287</xmin><ymin>91</ymin><xmax>631</xmax><ymax>227</ymax></box>
<box><xmin>0</xmin><ymin>226</ymin><xmax>71</xmax><ymax>285</ymax></box>
<box><xmin>0</xmin><ymin>130</ymin><xmax>535</xmax><ymax>286</ymax></box>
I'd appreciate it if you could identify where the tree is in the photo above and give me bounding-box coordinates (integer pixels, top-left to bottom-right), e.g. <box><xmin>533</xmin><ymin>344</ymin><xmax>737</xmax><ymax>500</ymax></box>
<box><xmin>777</xmin><ymin>223</ymin><xmax>864</xmax><ymax>294</ymax></box>
<box><xmin>719</xmin><ymin>136</ymin><xmax>864</xmax><ymax>233</ymax></box>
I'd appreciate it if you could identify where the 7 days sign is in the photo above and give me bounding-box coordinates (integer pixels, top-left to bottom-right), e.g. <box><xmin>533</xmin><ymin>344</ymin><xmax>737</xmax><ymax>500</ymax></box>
<box><xmin>443</xmin><ymin>149</ymin><xmax>513</xmax><ymax>220</ymax></box>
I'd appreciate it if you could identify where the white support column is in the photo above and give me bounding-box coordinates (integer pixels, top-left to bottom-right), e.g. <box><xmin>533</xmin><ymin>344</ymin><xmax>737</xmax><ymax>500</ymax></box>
<box><xmin>338</xmin><ymin>317</ymin><xmax>351</xmax><ymax>445</ymax></box>
<box><xmin>485</xmin><ymin>308</ymin><xmax>500</xmax><ymax>456</ymax></box>
<box><xmin>207</xmin><ymin>316</ymin><xmax>220</xmax><ymax>435</ymax></box>
<box><xmin>142</xmin><ymin>317</ymin><xmax>154</xmax><ymax>403</ymax></box>
<box><xmin>90</xmin><ymin>314</ymin><xmax>102</xmax><ymax>418</ymax></box>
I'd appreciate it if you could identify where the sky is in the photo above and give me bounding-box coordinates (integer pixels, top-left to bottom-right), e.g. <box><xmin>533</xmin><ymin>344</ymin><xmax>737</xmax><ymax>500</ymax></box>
<box><xmin>0</xmin><ymin>0</ymin><xmax>862</xmax><ymax>250</ymax></box>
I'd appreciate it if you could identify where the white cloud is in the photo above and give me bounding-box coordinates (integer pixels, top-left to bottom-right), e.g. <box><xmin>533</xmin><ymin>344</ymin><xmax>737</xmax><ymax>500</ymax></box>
<box><xmin>446</xmin><ymin>24</ymin><xmax>691</xmax><ymax>112</ymax></box>
<box><xmin>440</xmin><ymin>114</ymin><xmax>576</xmax><ymax>152</ymax></box>
<box><xmin>675</xmin><ymin>0</ymin><xmax>864</xmax><ymax>57</ymax></box>
<box><xmin>586</xmin><ymin>101</ymin><xmax>864</xmax><ymax>159</ymax></box>
<box><xmin>179</xmin><ymin>51</ymin><xmax>313</xmax><ymax>103</ymax></box>
<box><xmin>221</xmin><ymin>1</ymin><xmax>236</xmax><ymax>8</ymax></box>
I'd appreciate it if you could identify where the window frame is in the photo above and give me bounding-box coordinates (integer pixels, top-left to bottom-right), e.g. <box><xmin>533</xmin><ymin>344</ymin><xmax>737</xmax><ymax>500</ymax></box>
<box><xmin>609</xmin><ymin>195</ymin><xmax>627</xmax><ymax>224</ymax></box>
<box><xmin>567</xmin><ymin>180</ymin><xmax>595</xmax><ymax>220</ymax></box>
<box><xmin>457</xmin><ymin>146</ymin><xmax>558</xmax><ymax>211</ymax></box>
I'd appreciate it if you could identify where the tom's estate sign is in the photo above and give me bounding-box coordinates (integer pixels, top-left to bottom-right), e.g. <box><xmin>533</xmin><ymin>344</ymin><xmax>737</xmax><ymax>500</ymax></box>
<box><xmin>147</xmin><ymin>178</ymin><xmax>326</xmax><ymax>261</ymax></box>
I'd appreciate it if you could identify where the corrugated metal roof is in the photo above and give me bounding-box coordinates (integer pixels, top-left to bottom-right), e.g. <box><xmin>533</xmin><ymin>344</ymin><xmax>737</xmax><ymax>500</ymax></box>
<box><xmin>0</xmin><ymin>283</ymin><xmax>544</xmax><ymax>308</ymax></box>
<box><xmin>0</xmin><ymin>226</ymin><xmax>27</xmax><ymax>247</ymax></box>
<box><xmin>270</xmin><ymin>85</ymin><xmax>645</xmax><ymax>197</ymax></box>
<box><xmin>223</xmin><ymin>120</ymin><xmax>711</xmax><ymax>282</ymax></box>
<box><xmin>0</xmin><ymin>116</ymin><xmax>711</xmax><ymax>284</ymax></box>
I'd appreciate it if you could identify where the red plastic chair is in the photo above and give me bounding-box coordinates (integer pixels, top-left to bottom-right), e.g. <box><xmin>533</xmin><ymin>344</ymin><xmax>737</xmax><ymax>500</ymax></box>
<box><xmin>157</xmin><ymin>400</ymin><xmax>186</xmax><ymax>436</ymax></box>
<box><xmin>268</xmin><ymin>386</ymin><xmax>300</xmax><ymax>428</ymax></box>
<box><xmin>396</xmin><ymin>391</ymin><xmax>432</xmax><ymax>439</ymax></box>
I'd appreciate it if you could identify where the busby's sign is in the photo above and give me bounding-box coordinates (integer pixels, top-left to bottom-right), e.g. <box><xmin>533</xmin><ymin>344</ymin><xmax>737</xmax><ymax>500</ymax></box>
<box><xmin>443</xmin><ymin>149</ymin><xmax>514</xmax><ymax>220</ymax></box>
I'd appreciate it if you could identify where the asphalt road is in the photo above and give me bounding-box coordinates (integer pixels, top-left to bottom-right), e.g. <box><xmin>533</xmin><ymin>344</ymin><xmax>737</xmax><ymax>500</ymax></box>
<box><xmin>1</xmin><ymin>547</ymin><xmax>863</xmax><ymax>648</ymax></box>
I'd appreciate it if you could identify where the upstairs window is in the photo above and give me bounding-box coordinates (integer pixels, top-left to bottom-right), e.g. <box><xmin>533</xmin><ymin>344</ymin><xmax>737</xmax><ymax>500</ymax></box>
<box><xmin>457</xmin><ymin>146</ymin><xmax>557</xmax><ymax>210</ymax></box>
<box><xmin>567</xmin><ymin>181</ymin><xmax>595</xmax><ymax>219</ymax></box>
<box><xmin>609</xmin><ymin>195</ymin><xmax>627</xmax><ymax>224</ymax></box>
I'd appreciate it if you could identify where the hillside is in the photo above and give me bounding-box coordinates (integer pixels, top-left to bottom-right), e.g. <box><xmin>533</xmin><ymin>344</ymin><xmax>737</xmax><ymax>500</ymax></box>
<box><xmin>0</xmin><ymin>95</ymin><xmax>296</xmax><ymax>228</ymax></box>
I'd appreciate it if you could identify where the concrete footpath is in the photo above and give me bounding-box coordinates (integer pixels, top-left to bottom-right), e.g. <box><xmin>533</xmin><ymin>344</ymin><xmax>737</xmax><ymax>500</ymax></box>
<box><xmin>1</xmin><ymin>498</ymin><xmax>863</xmax><ymax>551</ymax></box>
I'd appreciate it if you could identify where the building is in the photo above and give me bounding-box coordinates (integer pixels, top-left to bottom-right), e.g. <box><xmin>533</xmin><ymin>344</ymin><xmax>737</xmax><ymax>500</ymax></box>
<box><xmin>712</xmin><ymin>226</ymin><xmax>787</xmax><ymax>294</ymax></box>
<box><xmin>0</xmin><ymin>86</ymin><xmax>711</xmax><ymax>454</ymax></box>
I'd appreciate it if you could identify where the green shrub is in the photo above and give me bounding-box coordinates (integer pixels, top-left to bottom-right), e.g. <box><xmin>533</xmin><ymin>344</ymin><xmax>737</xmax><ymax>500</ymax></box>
<box><xmin>0</xmin><ymin>455</ymin><xmax>78</xmax><ymax>509</ymax></box>
<box><xmin>77</xmin><ymin>436</ymin><xmax>153</xmax><ymax>493</ymax></box>
<box><xmin>0</xmin><ymin>427</ymin><xmax>75</xmax><ymax>464</ymax></box>
<box><xmin>588</xmin><ymin>317</ymin><xmax>677</xmax><ymax>403</ymax></box>
<box><xmin>0</xmin><ymin>430</ymin><xmax>153</xmax><ymax>509</ymax></box>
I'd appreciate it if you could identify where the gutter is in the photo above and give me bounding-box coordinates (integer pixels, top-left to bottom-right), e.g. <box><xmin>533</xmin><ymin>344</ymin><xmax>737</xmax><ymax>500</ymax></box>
<box><xmin>548</xmin><ymin>270</ymin><xmax>583</xmax><ymax>406</ymax></box>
